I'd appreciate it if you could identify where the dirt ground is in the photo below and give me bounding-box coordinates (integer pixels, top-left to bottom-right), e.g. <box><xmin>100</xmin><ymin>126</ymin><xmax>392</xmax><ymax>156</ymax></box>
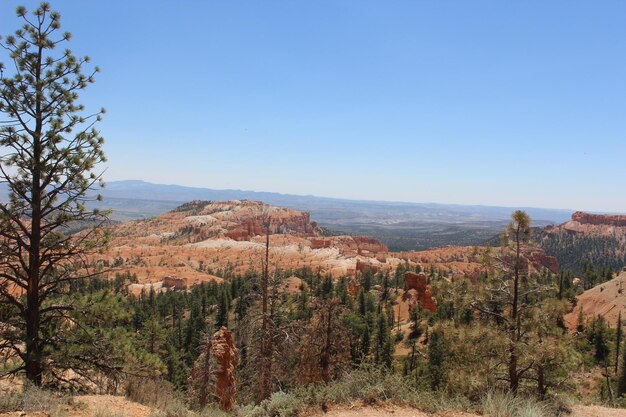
<box><xmin>69</xmin><ymin>395</ymin><xmax>153</xmax><ymax>417</ymax></box>
<box><xmin>571</xmin><ymin>405</ymin><xmax>626</xmax><ymax>417</ymax></box>
<box><xmin>313</xmin><ymin>405</ymin><xmax>479</xmax><ymax>417</ymax></box>
<box><xmin>4</xmin><ymin>398</ymin><xmax>626</xmax><ymax>417</ymax></box>
<box><xmin>0</xmin><ymin>395</ymin><xmax>153</xmax><ymax>417</ymax></box>
<box><xmin>313</xmin><ymin>404</ymin><xmax>626</xmax><ymax>417</ymax></box>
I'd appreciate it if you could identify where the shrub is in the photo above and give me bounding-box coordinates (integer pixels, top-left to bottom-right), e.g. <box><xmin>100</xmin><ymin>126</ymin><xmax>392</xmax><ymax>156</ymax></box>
<box><xmin>0</xmin><ymin>384</ymin><xmax>72</xmax><ymax>416</ymax></box>
<box><xmin>94</xmin><ymin>406</ymin><xmax>125</xmax><ymax>417</ymax></box>
<box><xmin>480</xmin><ymin>390</ymin><xmax>553</xmax><ymax>417</ymax></box>
<box><xmin>125</xmin><ymin>377</ymin><xmax>180</xmax><ymax>410</ymax></box>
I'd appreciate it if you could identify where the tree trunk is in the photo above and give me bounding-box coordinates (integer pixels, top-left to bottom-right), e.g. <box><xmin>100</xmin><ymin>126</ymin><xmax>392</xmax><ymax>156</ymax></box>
<box><xmin>509</xmin><ymin>341</ymin><xmax>518</xmax><ymax>393</ymax></box>
<box><xmin>537</xmin><ymin>365</ymin><xmax>546</xmax><ymax>400</ymax></box>
<box><xmin>509</xmin><ymin>224</ymin><xmax>521</xmax><ymax>394</ymax></box>
<box><xmin>320</xmin><ymin>305</ymin><xmax>333</xmax><ymax>383</ymax></box>
<box><xmin>258</xmin><ymin>221</ymin><xmax>272</xmax><ymax>402</ymax></box>
<box><xmin>25</xmin><ymin>46</ymin><xmax>43</xmax><ymax>385</ymax></box>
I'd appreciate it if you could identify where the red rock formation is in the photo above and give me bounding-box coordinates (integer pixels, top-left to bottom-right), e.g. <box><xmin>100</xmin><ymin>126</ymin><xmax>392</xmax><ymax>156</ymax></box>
<box><xmin>310</xmin><ymin>238</ymin><xmax>332</xmax><ymax>249</ymax></box>
<box><xmin>403</xmin><ymin>272</ymin><xmax>437</xmax><ymax>312</ymax></box>
<box><xmin>211</xmin><ymin>327</ymin><xmax>238</xmax><ymax>412</ymax></box>
<box><xmin>572</xmin><ymin>211</ymin><xmax>626</xmax><ymax>227</ymax></box>
<box><xmin>356</xmin><ymin>260</ymin><xmax>380</xmax><ymax>274</ymax></box>
<box><xmin>353</xmin><ymin>236</ymin><xmax>388</xmax><ymax>255</ymax></box>
<box><xmin>524</xmin><ymin>250</ymin><xmax>559</xmax><ymax>274</ymax></box>
<box><xmin>162</xmin><ymin>275</ymin><xmax>188</xmax><ymax>290</ymax></box>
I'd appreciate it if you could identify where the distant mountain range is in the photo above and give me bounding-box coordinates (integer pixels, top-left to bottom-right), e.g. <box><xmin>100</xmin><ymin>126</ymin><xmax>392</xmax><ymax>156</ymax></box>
<box><xmin>91</xmin><ymin>180</ymin><xmax>575</xmax><ymax>251</ymax></box>
<box><xmin>96</xmin><ymin>180</ymin><xmax>572</xmax><ymax>222</ymax></box>
<box><xmin>0</xmin><ymin>179</ymin><xmax>576</xmax><ymax>250</ymax></box>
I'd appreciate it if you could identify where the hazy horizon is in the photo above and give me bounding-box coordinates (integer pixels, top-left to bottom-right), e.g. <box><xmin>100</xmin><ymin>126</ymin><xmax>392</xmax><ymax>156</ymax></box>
<box><xmin>2</xmin><ymin>1</ymin><xmax>624</xmax><ymax>212</ymax></box>
<box><xmin>106</xmin><ymin>178</ymin><xmax>588</xmax><ymax>214</ymax></box>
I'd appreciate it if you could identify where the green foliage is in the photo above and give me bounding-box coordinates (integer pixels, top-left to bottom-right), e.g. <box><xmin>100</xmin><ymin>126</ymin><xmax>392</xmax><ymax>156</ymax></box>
<box><xmin>618</xmin><ymin>334</ymin><xmax>626</xmax><ymax>397</ymax></box>
<box><xmin>588</xmin><ymin>315</ymin><xmax>611</xmax><ymax>364</ymax></box>
<box><xmin>0</xmin><ymin>1</ymin><xmax>108</xmax><ymax>386</ymax></box>
<box><xmin>540</xmin><ymin>231</ymin><xmax>625</xmax><ymax>276</ymax></box>
<box><xmin>374</xmin><ymin>307</ymin><xmax>393</xmax><ymax>368</ymax></box>
<box><xmin>428</xmin><ymin>327</ymin><xmax>447</xmax><ymax>390</ymax></box>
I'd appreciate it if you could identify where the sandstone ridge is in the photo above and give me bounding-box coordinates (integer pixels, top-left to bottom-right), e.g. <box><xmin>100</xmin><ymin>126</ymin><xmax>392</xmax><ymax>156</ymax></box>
<box><xmin>92</xmin><ymin>201</ymin><xmax>560</xmax><ymax>293</ymax></box>
<box><xmin>572</xmin><ymin>211</ymin><xmax>626</xmax><ymax>227</ymax></box>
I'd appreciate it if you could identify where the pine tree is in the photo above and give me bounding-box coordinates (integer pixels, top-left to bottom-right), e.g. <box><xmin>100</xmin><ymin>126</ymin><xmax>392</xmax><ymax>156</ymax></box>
<box><xmin>0</xmin><ymin>3</ymin><xmax>107</xmax><ymax>385</ymax></box>
<box><xmin>472</xmin><ymin>211</ymin><xmax>539</xmax><ymax>393</ymax></box>
<box><xmin>593</xmin><ymin>316</ymin><xmax>610</xmax><ymax>364</ymax></box>
<box><xmin>357</xmin><ymin>288</ymin><xmax>367</xmax><ymax>316</ymax></box>
<box><xmin>296</xmin><ymin>298</ymin><xmax>350</xmax><ymax>384</ymax></box>
<box><xmin>381</xmin><ymin>272</ymin><xmax>389</xmax><ymax>300</ymax></box>
<box><xmin>183</xmin><ymin>302</ymin><xmax>206</xmax><ymax>365</ymax></box>
<box><xmin>375</xmin><ymin>308</ymin><xmax>393</xmax><ymax>368</ymax></box>
<box><xmin>577</xmin><ymin>307</ymin><xmax>585</xmax><ymax>333</ymax></box>
<box><xmin>362</xmin><ymin>270</ymin><xmax>373</xmax><ymax>292</ymax></box>
<box><xmin>616</xmin><ymin>312</ymin><xmax>623</xmax><ymax>374</ymax></box>
<box><xmin>618</xmin><ymin>337</ymin><xmax>626</xmax><ymax>397</ymax></box>
<box><xmin>141</xmin><ymin>315</ymin><xmax>167</xmax><ymax>356</ymax></box>
<box><xmin>216</xmin><ymin>289</ymin><xmax>229</xmax><ymax>329</ymax></box>
<box><xmin>428</xmin><ymin>327</ymin><xmax>447</xmax><ymax>390</ymax></box>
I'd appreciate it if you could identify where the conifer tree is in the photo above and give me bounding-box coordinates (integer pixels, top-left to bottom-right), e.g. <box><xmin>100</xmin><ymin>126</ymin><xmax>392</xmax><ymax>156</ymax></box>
<box><xmin>0</xmin><ymin>2</ymin><xmax>107</xmax><ymax>385</ymax></box>
<box><xmin>216</xmin><ymin>289</ymin><xmax>229</xmax><ymax>329</ymax></box>
<box><xmin>375</xmin><ymin>308</ymin><xmax>393</xmax><ymax>368</ymax></box>
<box><xmin>618</xmin><ymin>338</ymin><xmax>626</xmax><ymax>397</ymax></box>
<box><xmin>428</xmin><ymin>327</ymin><xmax>447</xmax><ymax>390</ymax></box>
<box><xmin>362</xmin><ymin>270</ymin><xmax>373</xmax><ymax>292</ymax></box>
<box><xmin>472</xmin><ymin>211</ymin><xmax>543</xmax><ymax>393</ymax></box>
<box><xmin>616</xmin><ymin>312</ymin><xmax>623</xmax><ymax>374</ymax></box>
<box><xmin>577</xmin><ymin>306</ymin><xmax>585</xmax><ymax>333</ymax></box>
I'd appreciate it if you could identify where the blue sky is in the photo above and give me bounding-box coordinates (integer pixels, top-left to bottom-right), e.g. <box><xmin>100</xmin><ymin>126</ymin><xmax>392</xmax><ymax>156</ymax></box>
<box><xmin>1</xmin><ymin>1</ymin><xmax>625</xmax><ymax>211</ymax></box>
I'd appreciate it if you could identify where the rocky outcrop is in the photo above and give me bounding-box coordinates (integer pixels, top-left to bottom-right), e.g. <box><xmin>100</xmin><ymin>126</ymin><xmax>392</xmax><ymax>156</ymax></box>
<box><xmin>572</xmin><ymin>211</ymin><xmax>626</xmax><ymax>227</ymax></box>
<box><xmin>524</xmin><ymin>249</ymin><xmax>559</xmax><ymax>274</ymax></box>
<box><xmin>356</xmin><ymin>260</ymin><xmax>380</xmax><ymax>274</ymax></box>
<box><xmin>310</xmin><ymin>238</ymin><xmax>332</xmax><ymax>249</ymax></box>
<box><xmin>104</xmin><ymin>200</ymin><xmax>566</xmax><ymax>284</ymax></box>
<box><xmin>403</xmin><ymin>272</ymin><xmax>437</xmax><ymax>312</ymax></box>
<box><xmin>331</xmin><ymin>236</ymin><xmax>388</xmax><ymax>258</ymax></box>
<box><xmin>162</xmin><ymin>275</ymin><xmax>187</xmax><ymax>290</ymax></box>
<box><xmin>211</xmin><ymin>327</ymin><xmax>238</xmax><ymax>412</ymax></box>
<box><xmin>353</xmin><ymin>236</ymin><xmax>388</xmax><ymax>255</ymax></box>
<box><xmin>225</xmin><ymin>212</ymin><xmax>317</xmax><ymax>241</ymax></box>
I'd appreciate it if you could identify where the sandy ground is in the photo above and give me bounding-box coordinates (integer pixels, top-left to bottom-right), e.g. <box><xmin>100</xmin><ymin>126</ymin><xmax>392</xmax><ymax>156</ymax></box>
<box><xmin>0</xmin><ymin>395</ymin><xmax>152</xmax><ymax>417</ymax></box>
<box><xmin>3</xmin><ymin>397</ymin><xmax>626</xmax><ymax>417</ymax></box>
<box><xmin>313</xmin><ymin>405</ymin><xmax>478</xmax><ymax>417</ymax></box>
<box><xmin>564</xmin><ymin>271</ymin><xmax>626</xmax><ymax>330</ymax></box>
<box><xmin>69</xmin><ymin>395</ymin><xmax>152</xmax><ymax>417</ymax></box>
<box><xmin>312</xmin><ymin>404</ymin><xmax>626</xmax><ymax>417</ymax></box>
<box><xmin>571</xmin><ymin>405</ymin><xmax>626</xmax><ymax>417</ymax></box>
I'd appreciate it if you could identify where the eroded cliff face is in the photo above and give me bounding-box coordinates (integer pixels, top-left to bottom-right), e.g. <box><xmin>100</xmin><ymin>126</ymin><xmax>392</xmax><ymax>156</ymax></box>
<box><xmin>552</xmin><ymin>211</ymin><xmax>626</xmax><ymax>237</ymax></box>
<box><xmin>523</xmin><ymin>248</ymin><xmax>559</xmax><ymax>274</ymax></box>
<box><xmin>403</xmin><ymin>272</ymin><xmax>437</xmax><ymax>312</ymax></box>
<box><xmin>97</xmin><ymin>200</ymin><xmax>393</xmax><ymax>283</ymax></box>
<box><xmin>572</xmin><ymin>211</ymin><xmax>626</xmax><ymax>227</ymax></box>
<box><xmin>92</xmin><ymin>200</ymin><xmax>561</xmax><ymax>291</ymax></box>
<box><xmin>539</xmin><ymin>211</ymin><xmax>626</xmax><ymax>273</ymax></box>
<box><xmin>211</xmin><ymin>327</ymin><xmax>238</xmax><ymax>412</ymax></box>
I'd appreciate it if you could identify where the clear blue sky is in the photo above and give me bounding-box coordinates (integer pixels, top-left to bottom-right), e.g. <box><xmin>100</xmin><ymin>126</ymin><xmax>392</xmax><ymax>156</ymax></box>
<box><xmin>2</xmin><ymin>1</ymin><xmax>625</xmax><ymax>211</ymax></box>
